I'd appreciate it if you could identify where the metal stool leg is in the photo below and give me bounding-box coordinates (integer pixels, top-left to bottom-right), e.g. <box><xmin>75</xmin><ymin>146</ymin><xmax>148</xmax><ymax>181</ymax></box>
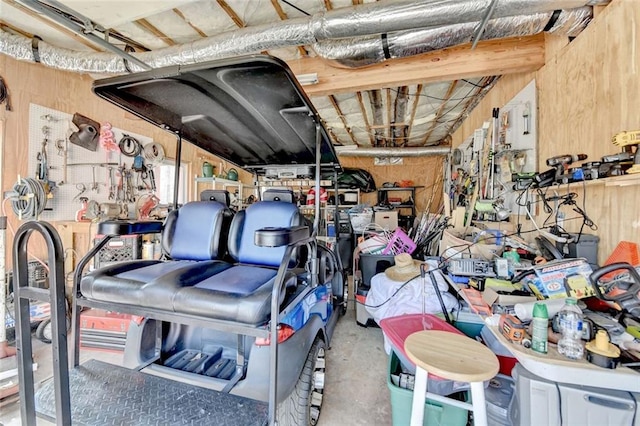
<box><xmin>469</xmin><ymin>381</ymin><xmax>488</xmax><ymax>426</ymax></box>
<box><xmin>410</xmin><ymin>366</ymin><xmax>428</xmax><ymax>426</ymax></box>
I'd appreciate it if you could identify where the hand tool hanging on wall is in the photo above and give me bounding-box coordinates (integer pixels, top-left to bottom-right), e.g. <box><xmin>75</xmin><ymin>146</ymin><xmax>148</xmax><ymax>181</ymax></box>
<box><xmin>107</xmin><ymin>167</ymin><xmax>116</xmax><ymax>200</ymax></box>
<box><xmin>69</xmin><ymin>113</ymin><xmax>100</xmax><ymax>152</ymax></box>
<box><xmin>66</xmin><ymin>162</ymin><xmax>119</xmax><ymax>167</ymax></box>
<box><xmin>55</xmin><ymin>138</ymin><xmax>68</xmax><ymax>185</ymax></box>
<box><xmin>148</xmin><ymin>168</ymin><xmax>156</xmax><ymax>192</ymax></box>
<box><xmin>123</xmin><ymin>167</ymin><xmax>135</xmax><ymax>202</ymax></box>
<box><xmin>91</xmin><ymin>165</ymin><xmax>99</xmax><ymax>193</ymax></box>
<box><xmin>119</xmin><ymin>134</ymin><xmax>142</xmax><ymax>157</ymax></box>
<box><xmin>486</xmin><ymin>107</ymin><xmax>499</xmax><ymax>200</ymax></box>
<box><xmin>36</xmin><ymin>126</ymin><xmax>50</xmax><ymax>181</ymax></box>
<box><xmin>72</xmin><ymin>183</ymin><xmax>86</xmax><ymax>201</ymax></box>
<box><xmin>75</xmin><ymin>197</ymin><xmax>91</xmax><ymax>222</ymax></box>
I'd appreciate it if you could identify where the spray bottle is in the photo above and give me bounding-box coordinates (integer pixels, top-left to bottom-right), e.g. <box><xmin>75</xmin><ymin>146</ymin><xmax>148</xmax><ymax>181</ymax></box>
<box><xmin>531</xmin><ymin>302</ymin><xmax>549</xmax><ymax>354</ymax></box>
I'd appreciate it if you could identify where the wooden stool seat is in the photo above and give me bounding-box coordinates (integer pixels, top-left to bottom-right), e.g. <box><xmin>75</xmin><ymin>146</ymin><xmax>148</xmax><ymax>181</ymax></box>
<box><xmin>404</xmin><ymin>330</ymin><xmax>499</xmax><ymax>426</ymax></box>
<box><xmin>404</xmin><ymin>330</ymin><xmax>499</xmax><ymax>382</ymax></box>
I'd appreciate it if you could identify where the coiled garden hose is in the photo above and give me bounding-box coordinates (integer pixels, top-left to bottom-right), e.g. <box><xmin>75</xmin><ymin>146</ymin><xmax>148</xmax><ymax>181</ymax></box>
<box><xmin>11</xmin><ymin>178</ymin><xmax>47</xmax><ymax>219</ymax></box>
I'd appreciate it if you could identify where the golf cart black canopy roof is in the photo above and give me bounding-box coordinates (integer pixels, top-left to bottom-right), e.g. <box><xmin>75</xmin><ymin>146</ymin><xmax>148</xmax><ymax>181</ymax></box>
<box><xmin>93</xmin><ymin>55</ymin><xmax>341</xmax><ymax>172</ymax></box>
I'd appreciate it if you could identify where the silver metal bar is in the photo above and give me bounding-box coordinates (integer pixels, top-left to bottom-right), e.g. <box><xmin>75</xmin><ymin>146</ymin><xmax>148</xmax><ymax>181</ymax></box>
<box><xmin>471</xmin><ymin>0</ymin><xmax>499</xmax><ymax>49</ymax></box>
<box><xmin>312</xmin><ymin>124</ymin><xmax>322</xmax><ymax>237</ymax></box>
<box><xmin>40</xmin><ymin>0</ymin><xmax>104</xmax><ymax>32</ymax></box>
<box><xmin>336</xmin><ymin>146</ymin><xmax>450</xmax><ymax>157</ymax></box>
<box><xmin>172</xmin><ymin>133</ymin><xmax>183</xmax><ymax>210</ymax></box>
<box><xmin>14</xmin><ymin>0</ymin><xmax>151</xmax><ymax>70</ymax></box>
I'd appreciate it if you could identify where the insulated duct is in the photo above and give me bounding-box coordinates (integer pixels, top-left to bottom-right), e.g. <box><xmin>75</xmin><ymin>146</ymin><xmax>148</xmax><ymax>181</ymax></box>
<box><xmin>336</xmin><ymin>146</ymin><xmax>451</xmax><ymax>157</ymax></box>
<box><xmin>0</xmin><ymin>0</ymin><xmax>608</xmax><ymax>74</ymax></box>
<box><xmin>313</xmin><ymin>7</ymin><xmax>594</xmax><ymax>68</ymax></box>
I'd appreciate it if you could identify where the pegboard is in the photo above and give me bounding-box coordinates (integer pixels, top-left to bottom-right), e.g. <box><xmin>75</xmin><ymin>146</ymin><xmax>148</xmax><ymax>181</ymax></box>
<box><xmin>496</xmin><ymin>80</ymin><xmax>537</xmax><ymax>215</ymax></box>
<box><xmin>27</xmin><ymin>104</ymin><xmax>156</xmax><ymax>221</ymax></box>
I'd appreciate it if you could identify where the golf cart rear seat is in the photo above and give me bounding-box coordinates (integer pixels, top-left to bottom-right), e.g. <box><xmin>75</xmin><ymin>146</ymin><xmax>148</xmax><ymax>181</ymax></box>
<box><xmin>171</xmin><ymin>198</ymin><xmax>307</xmax><ymax>325</ymax></box>
<box><xmin>80</xmin><ymin>200</ymin><xmax>232</xmax><ymax>307</ymax></box>
<box><xmin>81</xmin><ymin>198</ymin><xmax>307</xmax><ymax>325</ymax></box>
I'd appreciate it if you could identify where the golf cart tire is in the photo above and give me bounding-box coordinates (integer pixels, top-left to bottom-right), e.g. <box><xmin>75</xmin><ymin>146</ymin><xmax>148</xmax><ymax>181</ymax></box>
<box><xmin>36</xmin><ymin>310</ymin><xmax>71</xmax><ymax>344</ymax></box>
<box><xmin>278</xmin><ymin>337</ymin><xmax>326</xmax><ymax>426</ymax></box>
<box><xmin>36</xmin><ymin>319</ymin><xmax>52</xmax><ymax>344</ymax></box>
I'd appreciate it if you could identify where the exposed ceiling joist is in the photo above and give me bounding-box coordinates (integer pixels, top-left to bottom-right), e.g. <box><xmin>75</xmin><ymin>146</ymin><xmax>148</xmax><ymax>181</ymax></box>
<box><xmin>288</xmin><ymin>34</ymin><xmax>545</xmax><ymax>97</ymax></box>
<box><xmin>0</xmin><ymin>20</ymin><xmax>33</xmax><ymax>38</ymax></box>
<box><xmin>328</xmin><ymin>95</ymin><xmax>358</xmax><ymax>146</ymax></box>
<box><xmin>448</xmin><ymin>76</ymin><xmax>498</xmax><ymax>135</ymax></box>
<box><xmin>355</xmin><ymin>92</ymin><xmax>375</xmax><ymax>146</ymax></box>
<box><xmin>270</xmin><ymin>0</ymin><xmax>308</xmax><ymax>57</ymax></box>
<box><xmin>393</xmin><ymin>86</ymin><xmax>409</xmax><ymax>146</ymax></box>
<box><xmin>134</xmin><ymin>18</ymin><xmax>177</xmax><ymax>46</ymax></box>
<box><xmin>172</xmin><ymin>8</ymin><xmax>207</xmax><ymax>38</ymax></box>
<box><xmin>406</xmin><ymin>84</ymin><xmax>423</xmax><ymax>140</ymax></box>
<box><xmin>422</xmin><ymin>80</ymin><xmax>459</xmax><ymax>145</ymax></box>
<box><xmin>386</xmin><ymin>88</ymin><xmax>392</xmax><ymax>145</ymax></box>
<box><xmin>368</xmin><ymin>90</ymin><xmax>385</xmax><ymax>147</ymax></box>
<box><xmin>217</xmin><ymin>0</ymin><xmax>246</xmax><ymax>28</ymax></box>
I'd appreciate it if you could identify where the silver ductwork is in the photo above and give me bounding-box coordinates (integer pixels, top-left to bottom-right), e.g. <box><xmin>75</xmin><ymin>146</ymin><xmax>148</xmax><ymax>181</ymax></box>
<box><xmin>313</xmin><ymin>7</ymin><xmax>593</xmax><ymax>68</ymax></box>
<box><xmin>0</xmin><ymin>0</ymin><xmax>608</xmax><ymax>74</ymax></box>
<box><xmin>336</xmin><ymin>146</ymin><xmax>451</xmax><ymax>157</ymax></box>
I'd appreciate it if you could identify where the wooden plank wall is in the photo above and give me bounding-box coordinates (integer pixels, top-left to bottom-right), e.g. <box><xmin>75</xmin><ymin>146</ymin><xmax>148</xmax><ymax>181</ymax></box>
<box><xmin>452</xmin><ymin>0</ymin><xmax>640</xmax><ymax>263</ymax></box>
<box><xmin>0</xmin><ymin>56</ymin><xmax>250</xmax><ymax>265</ymax></box>
<box><xmin>339</xmin><ymin>156</ymin><xmax>445</xmax><ymax>214</ymax></box>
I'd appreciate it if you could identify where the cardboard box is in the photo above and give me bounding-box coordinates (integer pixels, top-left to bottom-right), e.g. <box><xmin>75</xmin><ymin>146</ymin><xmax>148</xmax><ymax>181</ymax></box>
<box><xmin>523</xmin><ymin>258</ymin><xmax>594</xmax><ymax>299</ymax></box>
<box><xmin>375</xmin><ymin>211</ymin><xmax>398</xmax><ymax>231</ymax></box>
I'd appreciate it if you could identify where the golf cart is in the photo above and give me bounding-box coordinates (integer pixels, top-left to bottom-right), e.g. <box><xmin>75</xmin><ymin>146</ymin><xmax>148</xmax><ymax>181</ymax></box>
<box><xmin>13</xmin><ymin>55</ymin><xmax>347</xmax><ymax>425</ymax></box>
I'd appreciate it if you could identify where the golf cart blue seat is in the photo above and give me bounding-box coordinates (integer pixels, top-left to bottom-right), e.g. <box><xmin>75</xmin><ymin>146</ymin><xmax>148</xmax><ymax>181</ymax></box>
<box><xmin>171</xmin><ymin>199</ymin><xmax>307</xmax><ymax>325</ymax></box>
<box><xmin>80</xmin><ymin>201</ymin><xmax>232</xmax><ymax>307</ymax></box>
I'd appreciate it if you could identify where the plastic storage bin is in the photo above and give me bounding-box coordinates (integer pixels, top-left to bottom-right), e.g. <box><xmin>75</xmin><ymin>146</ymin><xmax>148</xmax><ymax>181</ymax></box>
<box><xmin>387</xmin><ymin>351</ymin><xmax>469</xmax><ymax>426</ymax></box>
<box><xmin>512</xmin><ymin>363</ymin><xmax>640</xmax><ymax>426</ymax></box>
<box><xmin>480</xmin><ymin>326</ymin><xmax>518</xmax><ymax>376</ymax></box>
<box><xmin>355</xmin><ymin>253</ymin><xmax>396</xmax><ymax>326</ymax></box>
<box><xmin>359</xmin><ymin>252</ymin><xmax>396</xmax><ymax>288</ymax></box>
<box><xmin>485</xmin><ymin>374</ymin><xmax>515</xmax><ymax>426</ymax></box>
<box><xmin>380</xmin><ymin>314</ymin><xmax>470</xmax><ymax>396</ymax></box>
<box><xmin>557</xmin><ymin>233</ymin><xmax>600</xmax><ymax>268</ymax></box>
<box><xmin>450</xmin><ymin>309</ymin><xmax>486</xmax><ymax>338</ymax></box>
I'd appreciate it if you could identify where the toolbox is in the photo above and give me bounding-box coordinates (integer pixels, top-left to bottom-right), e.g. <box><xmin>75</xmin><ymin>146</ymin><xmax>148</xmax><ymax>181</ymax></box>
<box><xmin>79</xmin><ymin>309</ymin><xmax>135</xmax><ymax>351</ymax></box>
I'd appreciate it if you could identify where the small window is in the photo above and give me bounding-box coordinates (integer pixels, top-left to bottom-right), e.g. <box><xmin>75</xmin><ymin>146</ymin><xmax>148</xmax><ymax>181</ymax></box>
<box><xmin>156</xmin><ymin>160</ymin><xmax>189</xmax><ymax>205</ymax></box>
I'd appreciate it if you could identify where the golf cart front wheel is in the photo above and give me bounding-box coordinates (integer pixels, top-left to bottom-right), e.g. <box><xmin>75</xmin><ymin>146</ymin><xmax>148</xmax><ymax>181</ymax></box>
<box><xmin>278</xmin><ymin>337</ymin><xmax>326</xmax><ymax>426</ymax></box>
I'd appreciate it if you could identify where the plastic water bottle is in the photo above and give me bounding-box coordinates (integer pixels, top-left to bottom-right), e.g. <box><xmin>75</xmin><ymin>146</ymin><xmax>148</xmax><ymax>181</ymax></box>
<box><xmin>531</xmin><ymin>302</ymin><xmax>548</xmax><ymax>354</ymax></box>
<box><xmin>557</xmin><ymin>297</ymin><xmax>584</xmax><ymax>360</ymax></box>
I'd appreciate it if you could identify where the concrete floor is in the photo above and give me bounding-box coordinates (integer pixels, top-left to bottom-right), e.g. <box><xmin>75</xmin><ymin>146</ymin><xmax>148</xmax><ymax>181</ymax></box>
<box><xmin>0</xmin><ymin>304</ymin><xmax>392</xmax><ymax>426</ymax></box>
